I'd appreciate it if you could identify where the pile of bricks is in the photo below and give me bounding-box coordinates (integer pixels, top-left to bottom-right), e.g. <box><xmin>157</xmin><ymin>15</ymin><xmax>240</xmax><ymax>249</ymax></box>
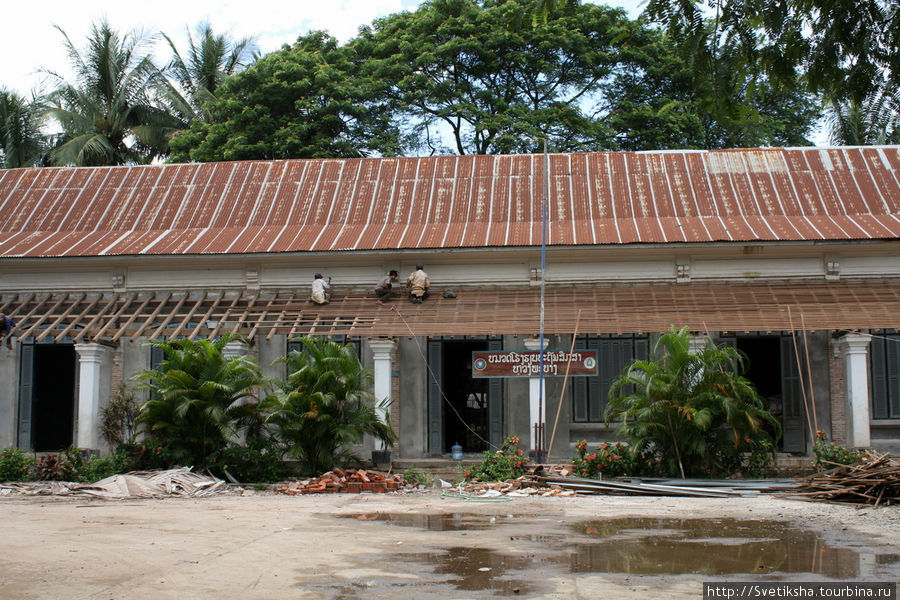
<box><xmin>275</xmin><ymin>468</ymin><xmax>404</xmax><ymax>495</ymax></box>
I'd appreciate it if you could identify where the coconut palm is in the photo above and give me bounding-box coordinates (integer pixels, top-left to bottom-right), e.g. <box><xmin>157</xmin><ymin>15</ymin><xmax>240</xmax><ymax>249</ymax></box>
<box><xmin>43</xmin><ymin>19</ymin><xmax>178</xmax><ymax>166</ymax></box>
<box><xmin>606</xmin><ymin>326</ymin><xmax>779</xmax><ymax>478</ymax></box>
<box><xmin>158</xmin><ymin>21</ymin><xmax>256</xmax><ymax>126</ymax></box>
<box><xmin>827</xmin><ymin>90</ymin><xmax>900</xmax><ymax>145</ymax></box>
<box><xmin>133</xmin><ymin>334</ymin><xmax>267</xmax><ymax>467</ymax></box>
<box><xmin>261</xmin><ymin>337</ymin><xmax>395</xmax><ymax>476</ymax></box>
<box><xmin>0</xmin><ymin>88</ymin><xmax>47</xmax><ymax>168</ymax></box>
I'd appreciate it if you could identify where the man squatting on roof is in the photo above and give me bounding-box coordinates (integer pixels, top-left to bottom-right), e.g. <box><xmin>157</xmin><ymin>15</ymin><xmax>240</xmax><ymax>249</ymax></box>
<box><xmin>376</xmin><ymin>270</ymin><xmax>399</xmax><ymax>304</ymax></box>
<box><xmin>407</xmin><ymin>264</ymin><xmax>430</xmax><ymax>304</ymax></box>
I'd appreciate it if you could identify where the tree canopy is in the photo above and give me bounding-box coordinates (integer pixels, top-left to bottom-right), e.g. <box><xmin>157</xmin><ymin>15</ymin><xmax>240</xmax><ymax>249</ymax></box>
<box><xmin>168</xmin><ymin>31</ymin><xmax>401</xmax><ymax>162</ymax></box>
<box><xmin>42</xmin><ymin>20</ymin><xmax>178</xmax><ymax>166</ymax></box>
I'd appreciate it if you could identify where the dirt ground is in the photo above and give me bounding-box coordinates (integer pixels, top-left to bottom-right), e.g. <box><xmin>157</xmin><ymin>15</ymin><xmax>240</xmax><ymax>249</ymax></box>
<box><xmin>1</xmin><ymin>489</ymin><xmax>898</xmax><ymax>600</ymax></box>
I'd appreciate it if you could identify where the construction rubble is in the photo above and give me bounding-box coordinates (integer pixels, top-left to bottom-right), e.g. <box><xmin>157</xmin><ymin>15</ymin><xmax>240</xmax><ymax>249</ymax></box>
<box><xmin>788</xmin><ymin>451</ymin><xmax>900</xmax><ymax>506</ymax></box>
<box><xmin>274</xmin><ymin>468</ymin><xmax>404</xmax><ymax>494</ymax></box>
<box><xmin>0</xmin><ymin>467</ymin><xmax>227</xmax><ymax>499</ymax></box>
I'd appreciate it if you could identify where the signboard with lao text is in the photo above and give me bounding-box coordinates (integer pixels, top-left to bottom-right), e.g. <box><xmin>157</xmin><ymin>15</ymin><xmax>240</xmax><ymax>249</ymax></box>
<box><xmin>471</xmin><ymin>350</ymin><xmax>598</xmax><ymax>378</ymax></box>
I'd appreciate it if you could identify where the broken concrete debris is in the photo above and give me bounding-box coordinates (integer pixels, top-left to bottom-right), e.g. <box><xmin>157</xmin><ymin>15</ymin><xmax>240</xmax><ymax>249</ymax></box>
<box><xmin>274</xmin><ymin>468</ymin><xmax>404</xmax><ymax>494</ymax></box>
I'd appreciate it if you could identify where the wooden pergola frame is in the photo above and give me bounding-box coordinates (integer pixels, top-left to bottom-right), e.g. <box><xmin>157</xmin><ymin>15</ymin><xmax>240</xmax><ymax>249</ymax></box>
<box><xmin>0</xmin><ymin>280</ymin><xmax>898</xmax><ymax>344</ymax></box>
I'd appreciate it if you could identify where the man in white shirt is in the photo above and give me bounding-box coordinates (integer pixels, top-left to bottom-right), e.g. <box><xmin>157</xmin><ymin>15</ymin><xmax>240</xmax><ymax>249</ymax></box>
<box><xmin>406</xmin><ymin>264</ymin><xmax>430</xmax><ymax>304</ymax></box>
<box><xmin>311</xmin><ymin>273</ymin><xmax>331</xmax><ymax>305</ymax></box>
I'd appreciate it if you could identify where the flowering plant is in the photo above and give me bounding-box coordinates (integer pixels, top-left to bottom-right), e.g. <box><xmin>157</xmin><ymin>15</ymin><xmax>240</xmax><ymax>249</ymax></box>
<box><xmin>572</xmin><ymin>440</ymin><xmax>637</xmax><ymax>479</ymax></box>
<box><xmin>813</xmin><ymin>430</ymin><xmax>864</xmax><ymax>468</ymax></box>
<box><xmin>463</xmin><ymin>436</ymin><xmax>528</xmax><ymax>482</ymax></box>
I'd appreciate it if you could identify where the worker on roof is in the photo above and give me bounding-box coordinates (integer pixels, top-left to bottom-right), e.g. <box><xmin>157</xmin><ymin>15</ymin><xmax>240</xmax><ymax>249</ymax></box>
<box><xmin>376</xmin><ymin>270</ymin><xmax>399</xmax><ymax>305</ymax></box>
<box><xmin>406</xmin><ymin>264</ymin><xmax>431</xmax><ymax>304</ymax></box>
<box><xmin>0</xmin><ymin>313</ymin><xmax>15</xmax><ymax>349</ymax></box>
<box><xmin>310</xmin><ymin>273</ymin><xmax>331</xmax><ymax>305</ymax></box>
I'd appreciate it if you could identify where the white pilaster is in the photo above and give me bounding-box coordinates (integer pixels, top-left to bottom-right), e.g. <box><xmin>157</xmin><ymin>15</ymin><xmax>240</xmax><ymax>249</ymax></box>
<box><xmin>369</xmin><ymin>339</ymin><xmax>396</xmax><ymax>450</ymax></box>
<box><xmin>222</xmin><ymin>340</ymin><xmax>248</xmax><ymax>360</ymax></box>
<box><xmin>524</xmin><ymin>337</ymin><xmax>548</xmax><ymax>451</ymax></box>
<box><xmin>838</xmin><ymin>333</ymin><xmax>871</xmax><ymax>448</ymax></box>
<box><xmin>74</xmin><ymin>343</ymin><xmax>112</xmax><ymax>450</ymax></box>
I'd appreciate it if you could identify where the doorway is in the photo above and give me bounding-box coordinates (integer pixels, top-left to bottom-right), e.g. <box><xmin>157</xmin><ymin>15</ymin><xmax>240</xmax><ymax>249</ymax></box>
<box><xmin>427</xmin><ymin>338</ymin><xmax>503</xmax><ymax>455</ymax></box>
<box><xmin>735</xmin><ymin>335</ymin><xmax>806</xmax><ymax>452</ymax></box>
<box><xmin>19</xmin><ymin>344</ymin><xmax>77</xmax><ymax>451</ymax></box>
<box><xmin>442</xmin><ymin>341</ymin><xmax>490</xmax><ymax>453</ymax></box>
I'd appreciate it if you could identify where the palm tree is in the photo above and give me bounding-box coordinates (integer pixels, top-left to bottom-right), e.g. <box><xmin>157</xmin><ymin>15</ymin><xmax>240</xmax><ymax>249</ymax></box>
<box><xmin>133</xmin><ymin>334</ymin><xmax>267</xmax><ymax>467</ymax></box>
<box><xmin>261</xmin><ymin>337</ymin><xmax>395</xmax><ymax>476</ymax></box>
<box><xmin>43</xmin><ymin>19</ymin><xmax>177</xmax><ymax>166</ymax></box>
<box><xmin>158</xmin><ymin>21</ymin><xmax>256</xmax><ymax>126</ymax></box>
<box><xmin>0</xmin><ymin>88</ymin><xmax>47</xmax><ymax>168</ymax></box>
<box><xmin>828</xmin><ymin>90</ymin><xmax>900</xmax><ymax>145</ymax></box>
<box><xmin>606</xmin><ymin>326</ymin><xmax>779</xmax><ymax>478</ymax></box>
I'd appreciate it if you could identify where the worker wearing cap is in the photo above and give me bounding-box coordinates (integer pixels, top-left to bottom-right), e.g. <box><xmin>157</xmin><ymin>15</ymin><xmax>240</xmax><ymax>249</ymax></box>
<box><xmin>406</xmin><ymin>264</ymin><xmax>430</xmax><ymax>304</ymax></box>
<box><xmin>311</xmin><ymin>273</ymin><xmax>331</xmax><ymax>305</ymax></box>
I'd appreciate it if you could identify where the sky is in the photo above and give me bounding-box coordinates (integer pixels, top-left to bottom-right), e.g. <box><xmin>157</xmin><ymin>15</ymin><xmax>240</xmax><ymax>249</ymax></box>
<box><xmin>2</xmin><ymin>0</ymin><xmax>647</xmax><ymax>98</ymax></box>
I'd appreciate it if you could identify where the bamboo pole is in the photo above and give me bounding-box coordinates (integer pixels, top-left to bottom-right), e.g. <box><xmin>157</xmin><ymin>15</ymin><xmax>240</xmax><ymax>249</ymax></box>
<box><xmin>787</xmin><ymin>305</ymin><xmax>816</xmax><ymax>443</ymax></box>
<box><xmin>547</xmin><ymin>310</ymin><xmax>581</xmax><ymax>459</ymax></box>
<box><xmin>799</xmin><ymin>312</ymin><xmax>820</xmax><ymax>433</ymax></box>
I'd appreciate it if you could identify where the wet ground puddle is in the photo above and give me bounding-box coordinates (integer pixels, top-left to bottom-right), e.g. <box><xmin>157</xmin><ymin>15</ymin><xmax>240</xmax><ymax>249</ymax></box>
<box><xmin>332</xmin><ymin>513</ymin><xmax>899</xmax><ymax>594</ymax></box>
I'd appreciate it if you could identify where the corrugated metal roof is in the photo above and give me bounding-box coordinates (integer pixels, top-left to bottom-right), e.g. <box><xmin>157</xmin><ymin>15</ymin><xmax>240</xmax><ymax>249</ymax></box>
<box><xmin>2</xmin><ymin>280</ymin><xmax>898</xmax><ymax>341</ymax></box>
<box><xmin>1</xmin><ymin>147</ymin><xmax>899</xmax><ymax>258</ymax></box>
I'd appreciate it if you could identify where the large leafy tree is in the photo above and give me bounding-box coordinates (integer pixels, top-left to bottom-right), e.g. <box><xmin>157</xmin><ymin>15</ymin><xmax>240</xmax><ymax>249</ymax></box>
<box><xmin>168</xmin><ymin>31</ymin><xmax>399</xmax><ymax>162</ymax></box>
<box><xmin>606</xmin><ymin>326</ymin><xmax>779</xmax><ymax>479</ymax></box>
<box><xmin>353</xmin><ymin>0</ymin><xmax>633</xmax><ymax>155</ymax></box>
<box><xmin>0</xmin><ymin>89</ymin><xmax>48</xmax><ymax>168</ymax></box>
<box><xmin>133</xmin><ymin>334</ymin><xmax>267</xmax><ymax>467</ymax></box>
<box><xmin>645</xmin><ymin>0</ymin><xmax>899</xmax><ymax>144</ymax></box>
<box><xmin>158</xmin><ymin>21</ymin><xmax>256</xmax><ymax>126</ymax></box>
<box><xmin>43</xmin><ymin>19</ymin><xmax>178</xmax><ymax>166</ymax></box>
<box><xmin>603</xmin><ymin>23</ymin><xmax>818</xmax><ymax>149</ymax></box>
<box><xmin>261</xmin><ymin>337</ymin><xmax>395</xmax><ymax>476</ymax></box>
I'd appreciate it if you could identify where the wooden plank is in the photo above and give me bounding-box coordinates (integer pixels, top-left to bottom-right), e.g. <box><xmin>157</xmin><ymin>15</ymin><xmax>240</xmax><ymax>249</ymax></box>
<box><xmin>17</xmin><ymin>294</ymin><xmax>69</xmax><ymax>340</ymax></box>
<box><xmin>34</xmin><ymin>293</ymin><xmax>86</xmax><ymax>342</ymax></box>
<box><xmin>130</xmin><ymin>291</ymin><xmax>173</xmax><ymax>341</ymax></box>
<box><xmin>90</xmin><ymin>293</ymin><xmax>138</xmax><ymax>342</ymax></box>
<box><xmin>111</xmin><ymin>293</ymin><xmax>154</xmax><ymax>342</ymax></box>
<box><xmin>188</xmin><ymin>291</ymin><xmax>224</xmax><ymax>340</ymax></box>
<box><xmin>56</xmin><ymin>294</ymin><xmax>102</xmax><ymax>342</ymax></box>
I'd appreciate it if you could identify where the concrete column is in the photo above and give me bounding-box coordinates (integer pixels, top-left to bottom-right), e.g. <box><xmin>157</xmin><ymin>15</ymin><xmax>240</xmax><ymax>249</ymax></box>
<box><xmin>524</xmin><ymin>337</ymin><xmax>548</xmax><ymax>451</ymax></box>
<box><xmin>74</xmin><ymin>343</ymin><xmax>112</xmax><ymax>451</ymax></box>
<box><xmin>838</xmin><ymin>333</ymin><xmax>871</xmax><ymax>448</ymax></box>
<box><xmin>369</xmin><ymin>339</ymin><xmax>396</xmax><ymax>452</ymax></box>
<box><xmin>222</xmin><ymin>340</ymin><xmax>248</xmax><ymax>360</ymax></box>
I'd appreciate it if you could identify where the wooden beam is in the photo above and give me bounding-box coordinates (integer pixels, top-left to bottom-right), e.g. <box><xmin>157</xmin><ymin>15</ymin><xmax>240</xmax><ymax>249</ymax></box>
<box><xmin>188</xmin><ymin>291</ymin><xmax>224</xmax><ymax>340</ymax></box>
<box><xmin>111</xmin><ymin>293</ymin><xmax>154</xmax><ymax>342</ymax></box>
<box><xmin>130</xmin><ymin>291</ymin><xmax>173</xmax><ymax>342</ymax></box>
<box><xmin>17</xmin><ymin>294</ymin><xmax>70</xmax><ymax>340</ymax></box>
<box><xmin>90</xmin><ymin>292</ymin><xmax>138</xmax><ymax>342</ymax></box>
<box><xmin>56</xmin><ymin>294</ymin><xmax>102</xmax><ymax>342</ymax></box>
<box><xmin>34</xmin><ymin>293</ymin><xmax>86</xmax><ymax>342</ymax></box>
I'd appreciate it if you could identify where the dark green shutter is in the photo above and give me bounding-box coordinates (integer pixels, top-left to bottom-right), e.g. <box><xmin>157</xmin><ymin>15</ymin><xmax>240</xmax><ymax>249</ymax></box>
<box><xmin>427</xmin><ymin>340</ymin><xmax>442</xmax><ymax>454</ymax></box>
<box><xmin>17</xmin><ymin>344</ymin><xmax>33</xmax><ymax>448</ymax></box>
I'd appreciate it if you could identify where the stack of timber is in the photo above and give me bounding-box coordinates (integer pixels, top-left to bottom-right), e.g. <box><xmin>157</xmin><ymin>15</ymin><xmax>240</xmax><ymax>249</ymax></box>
<box><xmin>459</xmin><ymin>475</ymin><xmax>577</xmax><ymax>497</ymax></box>
<box><xmin>789</xmin><ymin>451</ymin><xmax>900</xmax><ymax>506</ymax></box>
<box><xmin>275</xmin><ymin>468</ymin><xmax>403</xmax><ymax>494</ymax></box>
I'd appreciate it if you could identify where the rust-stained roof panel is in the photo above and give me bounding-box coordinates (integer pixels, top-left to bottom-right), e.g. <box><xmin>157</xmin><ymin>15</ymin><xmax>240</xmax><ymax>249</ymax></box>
<box><xmin>1</xmin><ymin>147</ymin><xmax>899</xmax><ymax>258</ymax></box>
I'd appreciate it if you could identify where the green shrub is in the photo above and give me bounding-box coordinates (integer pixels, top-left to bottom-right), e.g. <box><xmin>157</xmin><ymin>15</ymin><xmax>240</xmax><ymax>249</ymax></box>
<box><xmin>402</xmin><ymin>467</ymin><xmax>431</xmax><ymax>487</ymax></box>
<box><xmin>77</xmin><ymin>446</ymin><xmax>138</xmax><ymax>482</ymax></box>
<box><xmin>35</xmin><ymin>448</ymin><xmax>81</xmax><ymax>481</ymax></box>
<box><xmin>205</xmin><ymin>442</ymin><xmax>289</xmax><ymax>483</ymax></box>
<box><xmin>813</xmin><ymin>430</ymin><xmax>864</xmax><ymax>468</ymax></box>
<box><xmin>572</xmin><ymin>440</ymin><xmax>639</xmax><ymax>479</ymax></box>
<box><xmin>0</xmin><ymin>447</ymin><xmax>36</xmax><ymax>482</ymax></box>
<box><xmin>463</xmin><ymin>436</ymin><xmax>527</xmax><ymax>482</ymax></box>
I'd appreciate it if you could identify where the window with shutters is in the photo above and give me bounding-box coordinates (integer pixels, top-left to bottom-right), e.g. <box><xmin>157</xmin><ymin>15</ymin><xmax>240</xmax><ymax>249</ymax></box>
<box><xmin>871</xmin><ymin>333</ymin><xmax>900</xmax><ymax>420</ymax></box>
<box><xmin>572</xmin><ymin>335</ymin><xmax>649</xmax><ymax>423</ymax></box>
